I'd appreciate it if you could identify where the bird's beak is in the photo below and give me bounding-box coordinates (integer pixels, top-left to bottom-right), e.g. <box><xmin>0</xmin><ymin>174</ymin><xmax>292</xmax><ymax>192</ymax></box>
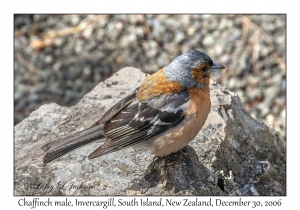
<box><xmin>210</xmin><ymin>61</ymin><xmax>225</xmax><ymax>73</ymax></box>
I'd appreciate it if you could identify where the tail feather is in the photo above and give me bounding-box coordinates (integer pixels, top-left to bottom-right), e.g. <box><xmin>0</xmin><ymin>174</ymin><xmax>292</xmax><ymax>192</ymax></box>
<box><xmin>42</xmin><ymin>124</ymin><xmax>105</xmax><ymax>164</ymax></box>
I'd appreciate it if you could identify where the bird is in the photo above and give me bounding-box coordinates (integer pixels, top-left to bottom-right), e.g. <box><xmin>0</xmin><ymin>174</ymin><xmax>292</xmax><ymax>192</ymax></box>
<box><xmin>42</xmin><ymin>49</ymin><xmax>225</xmax><ymax>165</ymax></box>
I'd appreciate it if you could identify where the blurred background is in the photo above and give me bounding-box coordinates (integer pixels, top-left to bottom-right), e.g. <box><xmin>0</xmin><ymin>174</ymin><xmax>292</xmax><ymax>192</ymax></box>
<box><xmin>14</xmin><ymin>14</ymin><xmax>286</xmax><ymax>139</ymax></box>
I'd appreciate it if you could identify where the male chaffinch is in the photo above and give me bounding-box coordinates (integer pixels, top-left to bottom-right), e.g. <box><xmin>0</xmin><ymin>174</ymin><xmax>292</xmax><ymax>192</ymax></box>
<box><xmin>42</xmin><ymin>49</ymin><xmax>225</xmax><ymax>164</ymax></box>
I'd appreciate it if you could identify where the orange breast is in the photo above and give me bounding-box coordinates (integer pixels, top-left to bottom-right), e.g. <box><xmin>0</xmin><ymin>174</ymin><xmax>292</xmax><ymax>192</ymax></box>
<box><xmin>151</xmin><ymin>83</ymin><xmax>211</xmax><ymax>156</ymax></box>
<box><xmin>184</xmin><ymin>83</ymin><xmax>211</xmax><ymax>116</ymax></box>
<box><xmin>136</xmin><ymin>69</ymin><xmax>182</xmax><ymax>101</ymax></box>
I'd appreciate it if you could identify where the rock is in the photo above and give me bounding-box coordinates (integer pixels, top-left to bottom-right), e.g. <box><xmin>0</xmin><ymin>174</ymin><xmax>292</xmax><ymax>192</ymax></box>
<box><xmin>14</xmin><ymin>67</ymin><xmax>286</xmax><ymax>196</ymax></box>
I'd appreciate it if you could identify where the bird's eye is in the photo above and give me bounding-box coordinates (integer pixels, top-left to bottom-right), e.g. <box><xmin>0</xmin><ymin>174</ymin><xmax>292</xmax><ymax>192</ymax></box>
<box><xmin>201</xmin><ymin>67</ymin><xmax>208</xmax><ymax>72</ymax></box>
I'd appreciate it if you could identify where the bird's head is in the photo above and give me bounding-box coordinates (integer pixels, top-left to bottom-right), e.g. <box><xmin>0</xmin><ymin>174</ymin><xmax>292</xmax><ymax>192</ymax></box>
<box><xmin>163</xmin><ymin>49</ymin><xmax>225</xmax><ymax>89</ymax></box>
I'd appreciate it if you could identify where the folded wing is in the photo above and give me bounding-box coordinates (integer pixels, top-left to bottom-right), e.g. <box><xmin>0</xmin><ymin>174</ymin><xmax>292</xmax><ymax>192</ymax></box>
<box><xmin>42</xmin><ymin>92</ymin><xmax>137</xmax><ymax>164</ymax></box>
<box><xmin>88</xmin><ymin>91</ymin><xmax>189</xmax><ymax>159</ymax></box>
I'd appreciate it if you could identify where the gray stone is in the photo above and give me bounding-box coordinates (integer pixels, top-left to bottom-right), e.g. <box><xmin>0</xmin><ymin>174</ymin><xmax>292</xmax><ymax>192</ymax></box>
<box><xmin>14</xmin><ymin>67</ymin><xmax>286</xmax><ymax>196</ymax></box>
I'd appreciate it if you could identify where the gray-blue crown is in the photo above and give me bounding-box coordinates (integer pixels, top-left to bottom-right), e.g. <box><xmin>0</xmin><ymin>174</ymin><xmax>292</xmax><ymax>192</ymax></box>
<box><xmin>163</xmin><ymin>49</ymin><xmax>213</xmax><ymax>89</ymax></box>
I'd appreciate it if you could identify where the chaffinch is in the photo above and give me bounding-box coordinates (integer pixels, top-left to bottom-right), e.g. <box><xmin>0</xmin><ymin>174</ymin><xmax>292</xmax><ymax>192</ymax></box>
<box><xmin>42</xmin><ymin>49</ymin><xmax>225</xmax><ymax>164</ymax></box>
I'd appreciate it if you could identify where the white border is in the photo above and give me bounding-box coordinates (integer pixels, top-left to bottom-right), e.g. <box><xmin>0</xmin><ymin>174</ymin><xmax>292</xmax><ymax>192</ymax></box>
<box><xmin>3</xmin><ymin>0</ymin><xmax>297</xmax><ymax>209</ymax></box>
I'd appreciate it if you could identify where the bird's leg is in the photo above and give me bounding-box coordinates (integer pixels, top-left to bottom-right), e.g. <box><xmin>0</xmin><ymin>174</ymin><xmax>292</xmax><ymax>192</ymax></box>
<box><xmin>165</xmin><ymin>149</ymin><xmax>184</xmax><ymax>171</ymax></box>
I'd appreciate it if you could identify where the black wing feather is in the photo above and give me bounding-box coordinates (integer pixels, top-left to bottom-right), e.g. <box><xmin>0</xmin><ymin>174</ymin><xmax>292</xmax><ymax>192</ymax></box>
<box><xmin>94</xmin><ymin>91</ymin><xmax>137</xmax><ymax>126</ymax></box>
<box><xmin>88</xmin><ymin>92</ymin><xmax>188</xmax><ymax>159</ymax></box>
<box><xmin>42</xmin><ymin>91</ymin><xmax>137</xmax><ymax>164</ymax></box>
